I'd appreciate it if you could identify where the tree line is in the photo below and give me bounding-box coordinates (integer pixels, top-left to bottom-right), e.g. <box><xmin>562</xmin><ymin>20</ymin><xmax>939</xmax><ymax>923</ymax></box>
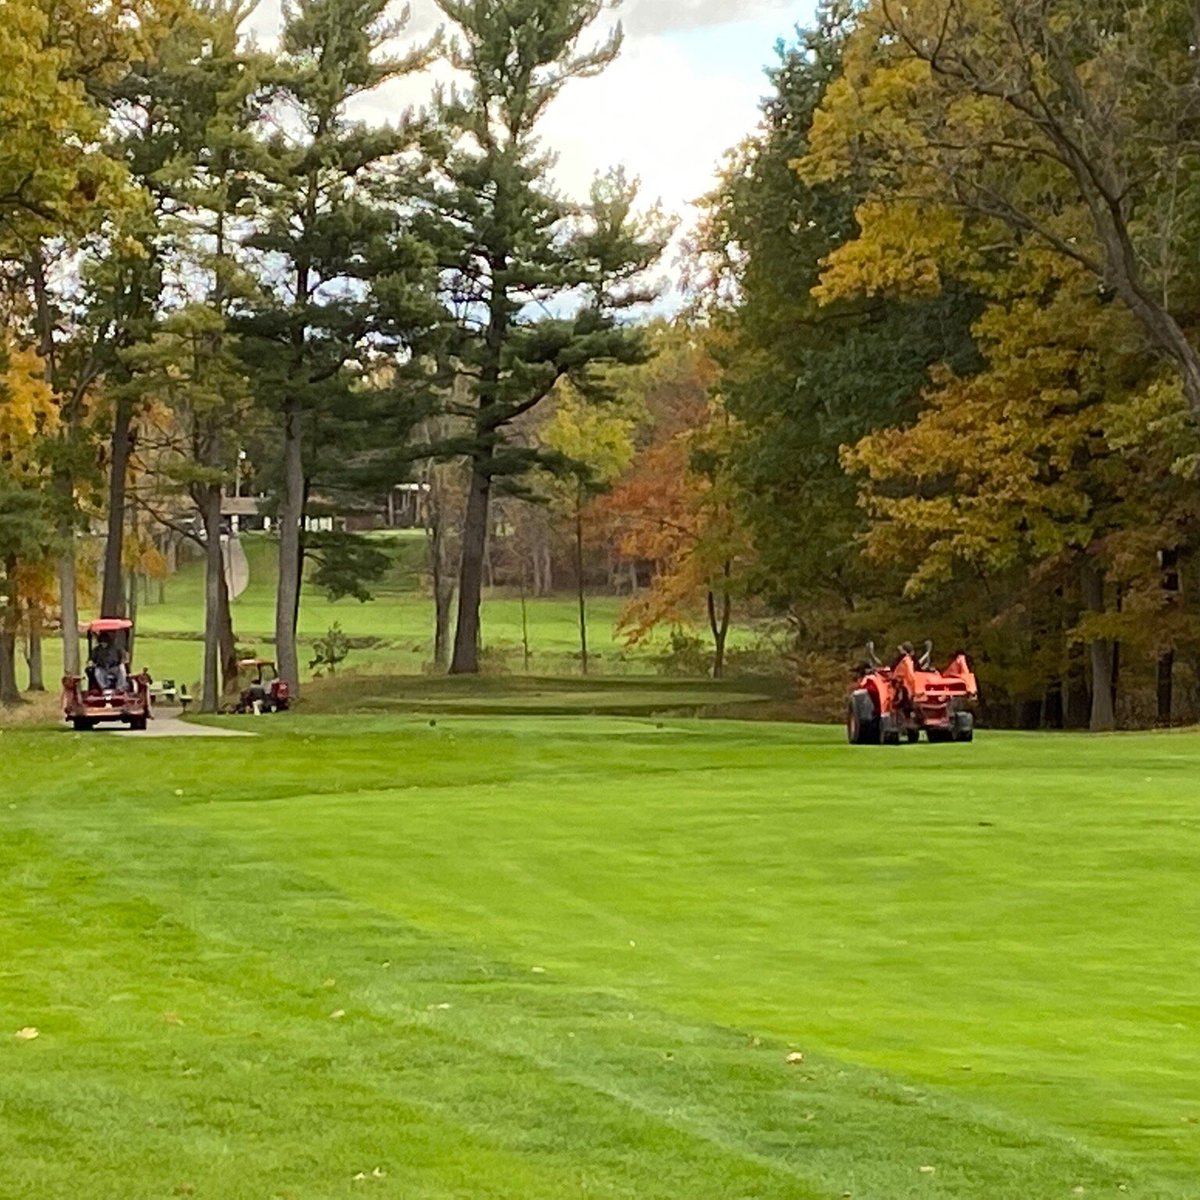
<box><xmin>0</xmin><ymin>0</ymin><xmax>665</xmax><ymax>708</ymax></box>
<box><xmin>4</xmin><ymin>0</ymin><xmax>1200</xmax><ymax>731</ymax></box>
<box><xmin>688</xmin><ymin>0</ymin><xmax>1200</xmax><ymax>730</ymax></box>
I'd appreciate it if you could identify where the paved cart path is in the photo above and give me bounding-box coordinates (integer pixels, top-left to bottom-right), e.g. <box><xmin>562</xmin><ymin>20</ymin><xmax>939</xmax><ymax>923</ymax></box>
<box><xmin>90</xmin><ymin>712</ymin><xmax>255</xmax><ymax>738</ymax></box>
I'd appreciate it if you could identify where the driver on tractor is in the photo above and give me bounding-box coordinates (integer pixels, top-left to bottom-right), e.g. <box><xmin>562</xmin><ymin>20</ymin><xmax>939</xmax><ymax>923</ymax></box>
<box><xmin>91</xmin><ymin>632</ymin><xmax>128</xmax><ymax>692</ymax></box>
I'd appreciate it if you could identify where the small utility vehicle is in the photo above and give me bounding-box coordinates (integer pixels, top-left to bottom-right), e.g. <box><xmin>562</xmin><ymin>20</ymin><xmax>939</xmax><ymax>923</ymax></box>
<box><xmin>232</xmin><ymin>658</ymin><xmax>290</xmax><ymax>714</ymax></box>
<box><xmin>62</xmin><ymin>618</ymin><xmax>152</xmax><ymax>731</ymax></box>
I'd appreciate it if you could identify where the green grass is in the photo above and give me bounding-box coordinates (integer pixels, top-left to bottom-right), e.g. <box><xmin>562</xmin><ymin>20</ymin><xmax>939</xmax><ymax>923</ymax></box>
<box><xmin>301</xmin><ymin>672</ymin><xmax>792</xmax><ymax>718</ymax></box>
<box><xmin>3</xmin><ymin>712</ymin><xmax>1200</xmax><ymax>1197</ymax></box>
<box><xmin>123</xmin><ymin>533</ymin><xmax>664</xmax><ymax>690</ymax></box>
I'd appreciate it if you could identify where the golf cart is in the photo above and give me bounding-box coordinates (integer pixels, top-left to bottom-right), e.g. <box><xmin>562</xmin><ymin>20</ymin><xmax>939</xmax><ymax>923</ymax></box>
<box><xmin>62</xmin><ymin>618</ymin><xmax>153</xmax><ymax>731</ymax></box>
<box><xmin>233</xmin><ymin>658</ymin><xmax>290</xmax><ymax>714</ymax></box>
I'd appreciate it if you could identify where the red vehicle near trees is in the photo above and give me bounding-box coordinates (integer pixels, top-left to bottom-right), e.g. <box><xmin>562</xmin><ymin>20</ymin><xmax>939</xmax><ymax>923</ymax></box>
<box><xmin>232</xmin><ymin>658</ymin><xmax>290</xmax><ymax>714</ymax></box>
<box><xmin>61</xmin><ymin>619</ymin><xmax>152</xmax><ymax>731</ymax></box>
<box><xmin>848</xmin><ymin>642</ymin><xmax>978</xmax><ymax>745</ymax></box>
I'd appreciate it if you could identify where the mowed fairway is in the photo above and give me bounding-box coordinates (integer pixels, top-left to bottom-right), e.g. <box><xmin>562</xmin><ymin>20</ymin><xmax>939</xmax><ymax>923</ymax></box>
<box><xmin>3</xmin><ymin>715</ymin><xmax>1200</xmax><ymax>1198</ymax></box>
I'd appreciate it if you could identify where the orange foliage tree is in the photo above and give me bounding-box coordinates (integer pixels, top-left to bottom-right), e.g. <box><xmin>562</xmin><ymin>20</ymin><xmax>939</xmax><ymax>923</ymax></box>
<box><xmin>599</xmin><ymin>330</ymin><xmax>754</xmax><ymax>678</ymax></box>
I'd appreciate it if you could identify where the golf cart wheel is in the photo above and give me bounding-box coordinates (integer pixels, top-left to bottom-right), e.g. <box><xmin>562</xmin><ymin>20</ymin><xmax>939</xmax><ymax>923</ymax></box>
<box><xmin>847</xmin><ymin>690</ymin><xmax>880</xmax><ymax>745</ymax></box>
<box><xmin>71</xmin><ymin>716</ymin><xmax>94</xmax><ymax>732</ymax></box>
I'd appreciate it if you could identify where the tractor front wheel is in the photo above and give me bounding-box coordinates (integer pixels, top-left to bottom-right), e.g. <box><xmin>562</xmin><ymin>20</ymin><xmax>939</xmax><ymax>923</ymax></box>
<box><xmin>71</xmin><ymin>716</ymin><xmax>94</xmax><ymax>732</ymax></box>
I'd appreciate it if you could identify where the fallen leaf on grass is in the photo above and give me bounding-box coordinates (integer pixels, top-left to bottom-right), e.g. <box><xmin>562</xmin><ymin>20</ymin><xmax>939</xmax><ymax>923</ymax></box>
<box><xmin>14</xmin><ymin>1027</ymin><xmax>39</xmax><ymax>1041</ymax></box>
<box><xmin>164</xmin><ymin>1012</ymin><xmax>183</xmax><ymax>1026</ymax></box>
<box><xmin>329</xmin><ymin>1009</ymin><xmax>346</xmax><ymax>1020</ymax></box>
<box><xmin>918</xmin><ymin>1166</ymin><xmax>936</xmax><ymax>1175</ymax></box>
<box><xmin>322</xmin><ymin>978</ymin><xmax>336</xmax><ymax>989</ymax></box>
<box><xmin>352</xmin><ymin>1168</ymin><xmax>387</xmax><ymax>1183</ymax></box>
<box><xmin>785</xmin><ymin>1052</ymin><xmax>805</xmax><ymax>1064</ymax></box>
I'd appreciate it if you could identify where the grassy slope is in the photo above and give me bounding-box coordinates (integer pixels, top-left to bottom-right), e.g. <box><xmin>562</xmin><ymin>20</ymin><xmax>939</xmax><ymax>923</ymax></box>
<box><xmin>3</xmin><ymin>715</ymin><xmax>1199</xmax><ymax>1198</ymax></box>
<box><xmin>126</xmin><ymin>534</ymin><xmax>663</xmax><ymax>688</ymax></box>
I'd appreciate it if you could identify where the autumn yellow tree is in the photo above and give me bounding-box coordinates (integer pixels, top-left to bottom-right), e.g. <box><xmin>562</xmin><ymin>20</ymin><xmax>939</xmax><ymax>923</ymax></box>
<box><xmin>0</xmin><ymin>341</ymin><xmax>59</xmax><ymax>703</ymax></box>
<box><xmin>538</xmin><ymin>383</ymin><xmax>637</xmax><ymax>675</ymax></box>
<box><xmin>800</xmin><ymin>0</ymin><xmax>1200</xmax><ymax>413</ymax></box>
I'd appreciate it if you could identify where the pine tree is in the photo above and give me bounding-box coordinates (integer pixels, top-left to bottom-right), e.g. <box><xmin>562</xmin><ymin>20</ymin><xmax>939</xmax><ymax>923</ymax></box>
<box><xmin>238</xmin><ymin>0</ymin><xmax>437</xmax><ymax>695</ymax></box>
<box><xmin>422</xmin><ymin>1</ymin><xmax>668</xmax><ymax>673</ymax></box>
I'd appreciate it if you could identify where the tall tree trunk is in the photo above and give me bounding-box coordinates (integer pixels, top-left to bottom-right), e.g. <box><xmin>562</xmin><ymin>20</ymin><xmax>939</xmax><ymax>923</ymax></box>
<box><xmin>425</xmin><ymin>462</ymin><xmax>457</xmax><ymax>671</ymax></box>
<box><xmin>1157</xmin><ymin>548</ymin><xmax>1180</xmax><ymax>726</ymax></box>
<box><xmin>218</xmin><ymin>558</ymin><xmax>239</xmax><ymax>697</ymax></box>
<box><xmin>575</xmin><ymin>495</ymin><xmax>588</xmax><ymax>677</ymax></box>
<box><xmin>450</xmin><ymin>450</ymin><xmax>492</xmax><ymax>675</ymax></box>
<box><xmin>56</xmin><ymin>527</ymin><xmax>80</xmax><ymax>678</ymax></box>
<box><xmin>1</xmin><ymin>558</ymin><xmax>22</xmax><ymax>705</ymax></box>
<box><xmin>1082</xmin><ymin>560</ymin><xmax>1116</xmax><ymax>732</ymax></box>
<box><xmin>26</xmin><ymin>604</ymin><xmax>45</xmax><ymax>691</ymax></box>
<box><xmin>126</xmin><ymin>571</ymin><xmax>137</xmax><ymax>666</ymax></box>
<box><xmin>101</xmin><ymin>395</ymin><xmax>135</xmax><ymax>617</ymax></box>
<box><xmin>434</xmin><ymin>581</ymin><xmax>455</xmax><ymax>669</ymax></box>
<box><xmin>200</xmin><ymin>487</ymin><xmax>223</xmax><ymax>713</ymax></box>
<box><xmin>519</xmin><ymin>572</ymin><xmax>531</xmax><ymax>672</ymax></box>
<box><xmin>1157</xmin><ymin>651</ymin><xmax>1175</xmax><ymax>727</ymax></box>
<box><xmin>707</xmin><ymin>563</ymin><xmax>733</xmax><ymax>679</ymax></box>
<box><xmin>275</xmin><ymin>402</ymin><xmax>304</xmax><ymax>695</ymax></box>
<box><xmin>31</xmin><ymin>250</ymin><xmax>81</xmax><ymax>678</ymax></box>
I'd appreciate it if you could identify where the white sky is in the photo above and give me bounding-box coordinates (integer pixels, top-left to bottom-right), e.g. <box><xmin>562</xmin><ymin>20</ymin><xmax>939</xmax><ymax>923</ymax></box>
<box><xmin>249</xmin><ymin>1</ymin><xmax>815</xmax><ymax>301</ymax></box>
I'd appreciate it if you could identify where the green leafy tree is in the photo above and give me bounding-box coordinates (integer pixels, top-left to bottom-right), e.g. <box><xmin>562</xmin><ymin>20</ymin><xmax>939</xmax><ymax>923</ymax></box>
<box><xmin>538</xmin><ymin>381</ymin><xmax>636</xmax><ymax>674</ymax></box>
<box><xmin>694</xmin><ymin>8</ymin><xmax>979</xmax><ymax>636</ymax></box>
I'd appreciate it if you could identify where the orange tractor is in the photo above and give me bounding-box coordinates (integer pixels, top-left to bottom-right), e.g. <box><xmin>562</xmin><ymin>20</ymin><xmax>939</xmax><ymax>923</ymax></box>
<box><xmin>847</xmin><ymin>641</ymin><xmax>978</xmax><ymax>745</ymax></box>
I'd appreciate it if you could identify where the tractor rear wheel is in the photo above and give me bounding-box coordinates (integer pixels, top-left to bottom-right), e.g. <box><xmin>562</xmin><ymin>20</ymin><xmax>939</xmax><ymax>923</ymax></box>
<box><xmin>847</xmin><ymin>690</ymin><xmax>880</xmax><ymax>745</ymax></box>
<box><xmin>906</xmin><ymin>729</ymin><xmax>920</xmax><ymax>744</ymax></box>
<box><xmin>128</xmin><ymin>715</ymin><xmax>148</xmax><ymax>731</ymax></box>
<box><xmin>71</xmin><ymin>716</ymin><xmax>94</xmax><ymax>732</ymax></box>
<box><xmin>953</xmin><ymin>711</ymin><xmax>975</xmax><ymax>743</ymax></box>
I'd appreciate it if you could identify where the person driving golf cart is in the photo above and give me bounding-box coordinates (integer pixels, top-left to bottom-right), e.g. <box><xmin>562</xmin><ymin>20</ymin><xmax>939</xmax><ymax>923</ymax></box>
<box><xmin>91</xmin><ymin>631</ymin><xmax>128</xmax><ymax>692</ymax></box>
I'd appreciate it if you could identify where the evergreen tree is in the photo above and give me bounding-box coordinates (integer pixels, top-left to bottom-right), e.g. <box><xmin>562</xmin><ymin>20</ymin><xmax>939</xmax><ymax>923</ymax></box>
<box><xmin>238</xmin><ymin>0</ymin><xmax>438</xmax><ymax>696</ymax></box>
<box><xmin>422</xmin><ymin>1</ymin><xmax>668</xmax><ymax>674</ymax></box>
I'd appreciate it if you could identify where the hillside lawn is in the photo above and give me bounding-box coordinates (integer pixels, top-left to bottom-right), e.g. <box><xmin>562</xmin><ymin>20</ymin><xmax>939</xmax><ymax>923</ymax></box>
<box><xmin>3</xmin><ymin>706</ymin><xmax>1200</xmax><ymax>1198</ymax></box>
<box><xmin>106</xmin><ymin>532</ymin><xmax>759</xmax><ymax>689</ymax></box>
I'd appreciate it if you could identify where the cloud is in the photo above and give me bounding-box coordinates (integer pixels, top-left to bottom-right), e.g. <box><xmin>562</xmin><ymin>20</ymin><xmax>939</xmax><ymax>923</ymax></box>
<box><xmin>252</xmin><ymin>3</ymin><xmax>795</xmax><ymax>299</ymax></box>
<box><xmin>246</xmin><ymin>0</ymin><xmax>799</xmax><ymax>43</ymax></box>
<box><xmin>619</xmin><ymin>0</ymin><xmax>796</xmax><ymax>36</ymax></box>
